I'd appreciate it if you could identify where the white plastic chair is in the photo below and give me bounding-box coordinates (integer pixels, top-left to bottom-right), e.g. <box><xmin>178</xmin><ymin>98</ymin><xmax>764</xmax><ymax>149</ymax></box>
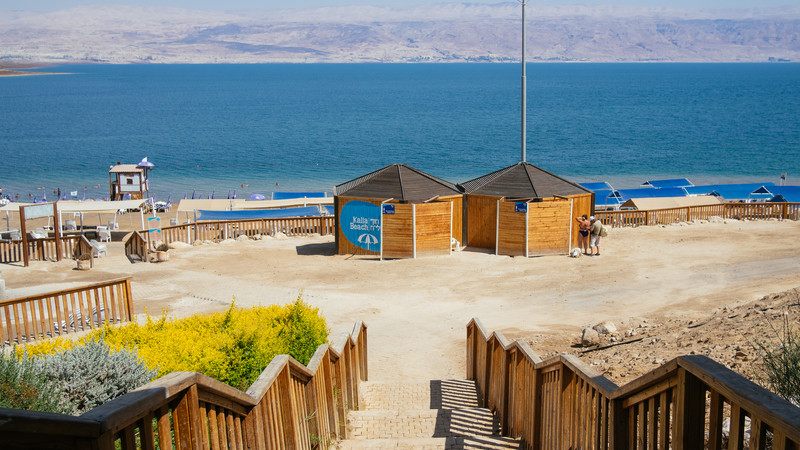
<box><xmin>30</xmin><ymin>228</ymin><xmax>48</xmax><ymax>239</ymax></box>
<box><xmin>89</xmin><ymin>239</ymin><xmax>107</xmax><ymax>257</ymax></box>
<box><xmin>65</xmin><ymin>220</ymin><xmax>77</xmax><ymax>231</ymax></box>
<box><xmin>97</xmin><ymin>226</ymin><xmax>111</xmax><ymax>243</ymax></box>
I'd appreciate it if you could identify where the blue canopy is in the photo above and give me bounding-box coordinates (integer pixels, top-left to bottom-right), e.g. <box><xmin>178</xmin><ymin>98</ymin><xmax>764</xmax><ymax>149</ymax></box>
<box><xmin>766</xmin><ymin>186</ymin><xmax>800</xmax><ymax>203</ymax></box>
<box><xmin>196</xmin><ymin>206</ymin><xmax>328</xmax><ymax>221</ymax></box>
<box><xmin>579</xmin><ymin>182</ymin><xmax>614</xmax><ymax>191</ymax></box>
<box><xmin>271</xmin><ymin>192</ymin><xmax>327</xmax><ymax>200</ymax></box>
<box><xmin>615</xmin><ymin>187</ymin><xmax>687</xmax><ymax>202</ymax></box>
<box><xmin>641</xmin><ymin>178</ymin><xmax>694</xmax><ymax>188</ymax></box>
<box><xmin>685</xmin><ymin>183</ymin><xmax>775</xmax><ymax>200</ymax></box>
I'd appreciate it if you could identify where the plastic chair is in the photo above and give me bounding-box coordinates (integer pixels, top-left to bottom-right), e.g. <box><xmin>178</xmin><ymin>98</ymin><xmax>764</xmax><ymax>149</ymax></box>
<box><xmin>65</xmin><ymin>220</ymin><xmax>77</xmax><ymax>231</ymax></box>
<box><xmin>97</xmin><ymin>226</ymin><xmax>111</xmax><ymax>243</ymax></box>
<box><xmin>89</xmin><ymin>239</ymin><xmax>107</xmax><ymax>257</ymax></box>
<box><xmin>30</xmin><ymin>228</ymin><xmax>48</xmax><ymax>239</ymax></box>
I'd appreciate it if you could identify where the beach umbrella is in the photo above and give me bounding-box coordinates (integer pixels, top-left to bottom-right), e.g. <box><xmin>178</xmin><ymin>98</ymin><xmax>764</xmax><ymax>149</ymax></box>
<box><xmin>248</xmin><ymin>193</ymin><xmax>265</xmax><ymax>201</ymax></box>
<box><xmin>137</xmin><ymin>157</ymin><xmax>154</xmax><ymax>168</ymax></box>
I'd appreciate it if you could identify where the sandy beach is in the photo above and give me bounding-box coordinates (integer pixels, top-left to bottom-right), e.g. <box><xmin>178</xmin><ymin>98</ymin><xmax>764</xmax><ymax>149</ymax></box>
<box><xmin>3</xmin><ymin>217</ymin><xmax>799</xmax><ymax>384</ymax></box>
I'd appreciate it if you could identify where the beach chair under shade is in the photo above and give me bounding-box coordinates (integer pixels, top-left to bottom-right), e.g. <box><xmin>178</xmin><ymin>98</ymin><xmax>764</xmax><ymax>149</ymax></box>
<box><xmin>97</xmin><ymin>226</ymin><xmax>111</xmax><ymax>243</ymax></box>
<box><xmin>89</xmin><ymin>239</ymin><xmax>107</xmax><ymax>257</ymax></box>
<box><xmin>30</xmin><ymin>228</ymin><xmax>48</xmax><ymax>239</ymax></box>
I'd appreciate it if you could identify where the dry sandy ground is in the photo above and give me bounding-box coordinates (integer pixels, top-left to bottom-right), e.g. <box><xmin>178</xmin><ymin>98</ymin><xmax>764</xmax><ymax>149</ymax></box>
<box><xmin>3</xmin><ymin>218</ymin><xmax>799</xmax><ymax>386</ymax></box>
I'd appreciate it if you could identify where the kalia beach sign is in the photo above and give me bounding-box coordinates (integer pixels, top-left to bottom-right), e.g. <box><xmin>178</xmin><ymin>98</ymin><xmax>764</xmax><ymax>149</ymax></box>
<box><xmin>340</xmin><ymin>200</ymin><xmax>381</xmax><ymax>251</ymax></box>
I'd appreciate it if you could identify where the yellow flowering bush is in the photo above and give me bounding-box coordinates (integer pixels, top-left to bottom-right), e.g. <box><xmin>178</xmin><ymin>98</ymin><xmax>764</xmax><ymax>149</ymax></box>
<box><xmin>20</xmin><ymin>296</ymin><xmax>329</xmax><ymax>391</ymax></box>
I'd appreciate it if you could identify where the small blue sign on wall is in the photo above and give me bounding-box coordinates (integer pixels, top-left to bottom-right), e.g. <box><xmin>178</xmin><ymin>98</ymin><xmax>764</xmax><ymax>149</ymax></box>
<box><xmin>515</xmin><ymin>202</ymin><xmax>528</xmax><ymax>213</ymax></box>
<box><xmin>340</xmin><ymin>200</ymin><xmax>382</xmax><ymax>252</ymax></box>
<box><xmin>382</xmin><ymin>204</ymin><xmax>395</xmax><ymax>215</ymax></box>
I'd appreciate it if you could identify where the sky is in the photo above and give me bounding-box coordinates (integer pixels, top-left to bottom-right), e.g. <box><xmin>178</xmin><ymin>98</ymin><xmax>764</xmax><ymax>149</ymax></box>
<box><xmin>1</xmin><ymin>0</ymin><xmax>794</xmax><ymax>12</ymax></box>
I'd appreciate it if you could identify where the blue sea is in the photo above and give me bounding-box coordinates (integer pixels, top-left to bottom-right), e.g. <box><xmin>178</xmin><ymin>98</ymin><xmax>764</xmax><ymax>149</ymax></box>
<box><xmin>1</xmin><ymin>63</ymin><xmax>798</xmax><ymax>202</ymax></box>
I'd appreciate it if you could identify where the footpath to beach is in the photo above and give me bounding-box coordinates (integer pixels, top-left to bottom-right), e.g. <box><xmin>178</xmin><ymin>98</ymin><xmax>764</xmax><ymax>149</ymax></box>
<box><xmin>3</xmin><ymin>218</ymin><xmax>800</xmax><ymax>383</ymax></box>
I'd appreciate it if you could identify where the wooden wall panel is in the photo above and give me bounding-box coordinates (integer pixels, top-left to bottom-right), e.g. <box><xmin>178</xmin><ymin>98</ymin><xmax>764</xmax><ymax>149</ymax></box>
<box><xmin>567</xmin><ymin>193</ymin><xmax>593</xmax><ymax>248</ymax></box>
<box><xmin>335</xmin><ymin>196</ymin><xmax>382</xmax><ymax>256</ymax></box>
<box><xmin>466</xmin><ymin>195</ymin><xmax>500</xmax><ymax>250</ymax></box>
<box><xmin>497</xmin><ymin>201</ymin><xmax>527</xmax><ymax>257</ymax></box>
<box><xmin>529</xmin><ymin>200</ymin><xmax>572</xmax><ymax>256</ymax></box>
<box><xmin>440</xmin><ymin>195</ymin><xmax>464</xmax><ymax>247</ymax></box>
<box><xmin>415</xmin><ymin>202</ymin><xmax>452</xmax><ymax>258</ymax></box>
<box><xmin>382</xmin><ymin>204</ymin><xmax>414</xmax><ymax>259</ymax></box>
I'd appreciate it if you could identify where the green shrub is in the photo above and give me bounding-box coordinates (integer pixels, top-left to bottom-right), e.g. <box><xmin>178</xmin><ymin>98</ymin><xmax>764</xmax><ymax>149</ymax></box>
<box><xmin>34</xmin><ymin>336</ymin><xmax>156</xmax><ymax>415</ymax></box>
<box><xmin>0</xmin><ymin>351</ymin><xmax>70</xmax><ymax>414</ymax></box>
<box><xmin>754</xmin><ymin>310</ymin><xmax>800</xmax><ymax>405</ymax></box>
<box><xmin>24</xmin><ymin>295</ymin><xmax>330</xmax><ymax>392</ymax></box>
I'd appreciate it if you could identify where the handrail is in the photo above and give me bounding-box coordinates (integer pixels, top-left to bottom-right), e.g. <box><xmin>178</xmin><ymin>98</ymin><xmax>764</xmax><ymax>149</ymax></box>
<box><xmin>597</xmin><ymin>201</ymin><xmax>800</xmax><ymax>228</ymax></box>
<box><xmin>0</xmin><ymin>321</ymin><xmax>368</xmax><ymax>449</ymax></box>
<box><xmin>467</xmin><ymin>318</ymin><xmax>800</xmax><ymax>449</ymax></box>
<box><xmin>1</xmin><ymin>277</ymin><xmax>134</xmax><ymax>346</ymax></box>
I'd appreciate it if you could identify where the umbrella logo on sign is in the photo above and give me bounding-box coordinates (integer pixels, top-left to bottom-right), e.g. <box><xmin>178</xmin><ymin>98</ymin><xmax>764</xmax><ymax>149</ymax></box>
<box><xmin>358</xmin><ymin>233</ymin><xmax>378</xmax><ymax>250</ymax></box>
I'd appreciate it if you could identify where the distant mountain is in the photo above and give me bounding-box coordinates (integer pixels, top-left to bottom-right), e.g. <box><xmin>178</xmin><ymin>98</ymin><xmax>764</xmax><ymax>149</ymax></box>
<box><xmin>0</xmin><ymin>3</ymin><xmax>798</xmax><ymax>63</ymax></box>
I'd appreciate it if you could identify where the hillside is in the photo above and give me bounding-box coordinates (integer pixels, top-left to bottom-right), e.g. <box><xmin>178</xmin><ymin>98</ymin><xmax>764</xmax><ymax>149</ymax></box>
<box><xmin>0</xmin><ymin>3</ymin><xmax>799</xmax><ymax>64</ymax></box>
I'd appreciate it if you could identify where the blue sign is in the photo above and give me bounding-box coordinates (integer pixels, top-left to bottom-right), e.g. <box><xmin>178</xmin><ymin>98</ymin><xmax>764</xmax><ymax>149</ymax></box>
<box><xmin>382</xmin><ymin>204</ymin><xmax>395</xmax><ymax>215</ymax></box>
<box><xmin>515</xmin><ymin>202</ymin><xmax>528</xmax><ymax>213</ymax></box>
<box><xmin>340</xmin><ymin>200</ymin><xmax>381</xmax><ymax>252</ymax></box>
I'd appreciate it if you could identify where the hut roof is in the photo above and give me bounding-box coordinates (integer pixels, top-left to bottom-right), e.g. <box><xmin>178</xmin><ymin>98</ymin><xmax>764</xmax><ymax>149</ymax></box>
<box><xmin>109</xmin><ymin>164</ymin><xmax>143</xmax><ymax>174</ymax></box>
<box><xmin>335</xmin><ymin>164</ymin><xmax>462</xmax><ymax>201</ymax></box>
<box><xmin>460</xmin><ymin>162</ymin><xmax>590</xmax><ymax>198</ymax></box>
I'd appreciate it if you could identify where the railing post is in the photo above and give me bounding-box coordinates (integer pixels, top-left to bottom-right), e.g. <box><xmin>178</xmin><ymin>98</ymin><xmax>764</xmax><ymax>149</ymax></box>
<box><xmin>673</xmin><ymin>367</ymin><xmax>706</xmax><ymax>449</ymax></box>
<box><xmin>608</xmin><ymin>398</ymin><xmax>629</xmax><ymax>450</ymax></box>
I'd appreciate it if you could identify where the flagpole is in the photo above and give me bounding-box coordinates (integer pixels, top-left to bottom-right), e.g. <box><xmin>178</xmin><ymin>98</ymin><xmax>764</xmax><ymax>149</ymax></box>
<box><xmin>520</xmin><ymin>0</ymin><xmax>527</xmax><ymax>163</ymax></box>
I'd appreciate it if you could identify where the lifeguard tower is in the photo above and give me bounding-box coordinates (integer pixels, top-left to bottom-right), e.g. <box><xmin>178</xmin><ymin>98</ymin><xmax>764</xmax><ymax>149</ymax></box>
<box><xmin>108</xmin><ymin>157</ymin><xmax>153</xmax><ymax>201</ymax></box>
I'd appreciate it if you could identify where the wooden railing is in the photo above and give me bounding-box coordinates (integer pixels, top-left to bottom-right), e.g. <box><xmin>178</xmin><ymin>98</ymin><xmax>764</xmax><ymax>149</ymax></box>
<box><xmin>0</xmin><ymin>321</ymin><xmax>367</xmax><ymax>449</ymax></box>
<box><xmin>153</xmin><ymin>216</ymin><xmax>335</xmax><ymax>245</ymax></box>
<box><xmin>597</xmin><ymin>202</ymin><xmax>800</xmax><ymax>228</ymax></box>
<box><xmin>0</xmin><ymin>235</ymin><xmax>79</xmax><ymax>264</ymax></box>
<box><xmin>123</xmin><ymin>231</ymin><xmax>149</xmax><ymax>262</ymax></box>
<box><xmin>467</xmin><ymin>318</ymin><xmax>800</xmax><ymax>449</ymax></box>
<box><xmin>1</xmin><ymin>278</ymin><xmax>134</xmax><ymax>346</ymax></box>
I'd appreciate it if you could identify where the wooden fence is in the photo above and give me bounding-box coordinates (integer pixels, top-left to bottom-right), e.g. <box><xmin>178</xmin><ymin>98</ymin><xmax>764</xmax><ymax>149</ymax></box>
<box><xmin>467</xmin><ymin>318</ymin><xmax>800</xmax><ymax>449</ymax></box>
<box><xmin>596</xmin><ymin>202</ymin><xmax>800</xmax><ymax>228</ymax></box>
<box><xmin>158</xmin><ymin>216</ymin><xmax>334</xmax><ymax>245</ymax></box>
<box><xmin>0</xmin><ymin>321</ymin><xmax>367</xmax><ymax>449</ymax></box>
<box><xmin>0</xmin><ymin>235</ymin><xmax>80</xmax><ymax>264</ymax></box>
<box><xmin>1</xmin><ymin>278</ymin><xmax>133</xmax><ymax>346</ymax></box>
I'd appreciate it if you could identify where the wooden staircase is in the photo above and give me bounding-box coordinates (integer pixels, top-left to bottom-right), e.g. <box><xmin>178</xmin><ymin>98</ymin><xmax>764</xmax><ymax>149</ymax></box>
<box><xmin>334</xmin><ymin>379</ymin><xmax>521</xmax><ymax>449</ymax></box>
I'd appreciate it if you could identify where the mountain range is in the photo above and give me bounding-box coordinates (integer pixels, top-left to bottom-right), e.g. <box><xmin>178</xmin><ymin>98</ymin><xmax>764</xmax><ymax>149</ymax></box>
<box><xmin>1</xmin><ymin>3</ymin><xmax>798</xmax><ymax>64</ymax></box>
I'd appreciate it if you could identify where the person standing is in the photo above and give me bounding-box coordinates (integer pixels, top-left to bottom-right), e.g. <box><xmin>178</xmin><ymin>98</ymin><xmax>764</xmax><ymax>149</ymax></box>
<box><xmin>576</xmin><ymin>214</ymin><xmax>590</xmax><ymax>255</ymax></box>
<box><xmin>589</xmin><ymin>216</ymin><xmax>602</xmax><ymax>256</ymax></box>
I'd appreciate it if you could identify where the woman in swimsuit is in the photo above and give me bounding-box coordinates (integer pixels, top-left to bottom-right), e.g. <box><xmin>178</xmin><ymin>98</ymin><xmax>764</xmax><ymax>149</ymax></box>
<box><xmin>576</xmin><ymin>214</ymin><xmax>591</xmax><ymax>255</ymax></box>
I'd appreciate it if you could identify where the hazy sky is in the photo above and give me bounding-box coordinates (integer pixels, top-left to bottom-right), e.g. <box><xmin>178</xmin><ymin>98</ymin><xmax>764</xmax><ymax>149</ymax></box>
<box><xmin>3</xmin><ymin>0</ymin><xmax>794</xmax><ymax>12</ymax></box>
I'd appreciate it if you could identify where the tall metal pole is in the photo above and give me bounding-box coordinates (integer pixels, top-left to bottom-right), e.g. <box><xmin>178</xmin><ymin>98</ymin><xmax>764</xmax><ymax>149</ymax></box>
<box><xmin>520</xmin><ymin>0</ymin><xmax>527</xmax><ymax>163</ymax></box>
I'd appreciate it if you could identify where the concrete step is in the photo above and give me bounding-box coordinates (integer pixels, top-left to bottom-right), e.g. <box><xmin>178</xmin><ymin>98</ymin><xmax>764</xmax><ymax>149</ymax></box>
<box><xmin>348</xmin><ymin>408</ymin><xmax>499</xmax><ymax>440</ymax></box>
<box><xmin>359</xmin><ymin>379</ymin><xmax>482</xmax><ymax>411</ymax></box>
<box><xmin>334</xmin><ymin>436</ymin><xmax>522</xmax><ymax>449</ymax></box>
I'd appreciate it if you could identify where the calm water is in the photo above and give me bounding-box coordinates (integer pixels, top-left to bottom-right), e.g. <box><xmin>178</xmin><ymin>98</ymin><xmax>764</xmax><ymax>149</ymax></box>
<box><xmin>1</xmin><ymin>63</ymin><xmax>798</xmax><ymax>201</ymax></box>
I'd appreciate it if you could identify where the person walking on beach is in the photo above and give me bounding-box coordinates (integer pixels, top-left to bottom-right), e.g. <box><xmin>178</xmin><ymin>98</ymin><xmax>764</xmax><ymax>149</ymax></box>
<box><xmin>576</xmin><ymin>214</ymin><xmax>590</xmax><ymax>255</ymax></box>
<box><xmin>589</xmin><ymin>216</ymin><xmax>602</xmax><ymax>256</ymax></box>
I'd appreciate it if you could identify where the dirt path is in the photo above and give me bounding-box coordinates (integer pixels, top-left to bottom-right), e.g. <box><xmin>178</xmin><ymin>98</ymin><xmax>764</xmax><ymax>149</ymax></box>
<box><xmin>4</xmin><ymin>218</ymin><xmax>799</xmax><ymax>383</ymax></box>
